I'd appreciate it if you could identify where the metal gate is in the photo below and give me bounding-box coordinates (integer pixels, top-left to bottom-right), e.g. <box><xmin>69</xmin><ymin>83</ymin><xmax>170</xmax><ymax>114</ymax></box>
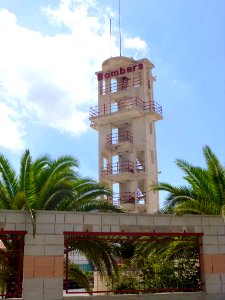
<box><xmin>0</xmin><ymin>230</ymin><xmax>26</xmax><ymax>298</ymax></box>
<box><xmin>64</xmin><ymin>231</ymin><xmax>204</xmax><ymax>296</ymax></box>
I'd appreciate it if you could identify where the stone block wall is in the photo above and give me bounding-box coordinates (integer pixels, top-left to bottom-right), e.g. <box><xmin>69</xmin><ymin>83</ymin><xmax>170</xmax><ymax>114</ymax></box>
<box><xmin>0</xmin><ymin>210</ymin><xmax>224</xmax><ymax>300</ymax></box>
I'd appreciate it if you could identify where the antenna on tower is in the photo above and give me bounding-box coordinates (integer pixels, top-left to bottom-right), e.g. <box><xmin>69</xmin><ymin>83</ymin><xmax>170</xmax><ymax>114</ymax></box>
<box><xmin>110</xmin><ymin>18</ymin><xmax>112</xmax><ymax>57</ymax></box>
<box><xmin>119</xmin><ymin>0</ymin><xmax>122</xmax><ymax>56</ymax></box>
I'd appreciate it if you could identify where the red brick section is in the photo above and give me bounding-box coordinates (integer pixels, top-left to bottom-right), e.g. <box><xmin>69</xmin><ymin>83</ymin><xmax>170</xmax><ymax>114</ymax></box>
<box><xmin>23</xmin><ymin>256</ymin><xmax>35</xmax><ymax>278</ymax></box>
<box><xmin>201</xmin><ymin>254</ymin><xmax>225</xmax><ymax>274</ymax></box>
<box><xmin>23</xmin><ymin>256</ymin><xmax>64</xmax><ymax>278</ymax></box>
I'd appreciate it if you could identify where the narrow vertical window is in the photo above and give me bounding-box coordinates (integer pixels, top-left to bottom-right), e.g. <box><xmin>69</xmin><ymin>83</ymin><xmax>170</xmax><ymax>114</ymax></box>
<box><xmin>150</xmin><ymin>122</ymin><xmax>153</xmax><ymax>134</ymax></box>
<box><xmin>111</xmin><ymin>78</ymin><xmax>117</xmax><ymax>93</ymax></box>
<box><xmin>133</xmin><ymin>74</ymin><xmax>141</xmax><ymax>87</ymax></box>
<box><xmin>102</xmin><ymin>80</ymin><xmax>106</xmax><ymax>95</ymax></box>
<box><xmin>103</xmin><ymin>157</ymin><xmax>108</xmax><ymax>169</ymax></box>
<box><xmin>151</xmin><ymin>151</ymin><xmax>154</xmax><ymax>164</ymax></box>
<box><xmin>120</xmin><ymin>77</ymin><xmax>129</xmax><ymax>90</ymax></box>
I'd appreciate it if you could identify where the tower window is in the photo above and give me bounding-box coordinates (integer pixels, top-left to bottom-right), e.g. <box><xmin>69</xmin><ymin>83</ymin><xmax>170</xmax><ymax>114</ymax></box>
<box><xmin>151</xmin><ymin>151</ymin><xmax>154</xmax><ymax>164</ymax></box>
<box><xmin>133</xmin><ymin>75</ymin><xmax>141</xmax><ymax>88</ymax></box>
<box><xmin>103</xmin><ymin>157</ymin><xmax>108</xmax><ymax>170</ymax></box>
<box><xmin>111</xmin><ymin>78</ymin><xmax>117</xmax><ymax>93</ymax></box>
<box><xmin>100</xmin><ymin>80</ymin><xmax>107</xmax><ymax>95</ymax></box>
<box><xmin>120</xmin><ymin>77</ymin><xmax>129</xmax><ymax>91</ymax></box>
<box><xmin>150</xmin><ymin>122</ymin><xmax>153</xmax><ymax>134</ymax></box>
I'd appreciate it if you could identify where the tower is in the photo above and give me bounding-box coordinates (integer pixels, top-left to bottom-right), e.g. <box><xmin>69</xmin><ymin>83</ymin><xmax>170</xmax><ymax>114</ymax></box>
<box><xmin>89</xmin><ymin>56</ymin><xmax>162</xmax><ymax>213</ymax></box>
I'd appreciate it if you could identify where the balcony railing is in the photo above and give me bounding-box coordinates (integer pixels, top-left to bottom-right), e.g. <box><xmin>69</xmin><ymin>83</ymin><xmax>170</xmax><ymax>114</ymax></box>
<box><xmin>106</xmin><ymin>131</ymin><xmax>133</xmax><ymax>144</ymax></box>
<box><xmin>89</xmin><ymin>97</ymin><xmax>162</xmax><ymax>119</ymax></box>
<box><xmin>108</xmin><ymin>191</ymin><xmax>146</xmax><ymax>206</ymax></box>
<box><xmin>100</xmin><ymin>76</ymin><xmax>141</xmax><ymax>95</ymax></box>
<box><xmin>111</xmin><ymin>192</ymin><xmax>135</xmax><ymax>205</ymax></box>
<box><xmin>101</xmin><ymin>161</ymin><xmax>134</xmax><ymax>176</ymax></box>
<box><xmin>101</xmin><ymin>160</ymin><xmax>145</xmax><ymax>176</ymax></box>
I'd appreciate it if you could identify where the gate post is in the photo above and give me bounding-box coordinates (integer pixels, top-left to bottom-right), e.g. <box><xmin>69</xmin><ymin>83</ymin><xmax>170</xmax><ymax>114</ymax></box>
<box><xmin>22</xmin><ymin>211</ymin><xmax>64</xmax><ymax>300</ymax></box>
<box><xmin>200</xmin><ymin>216</ymin><xmax>225</xmax><ymax>295</ymax></box>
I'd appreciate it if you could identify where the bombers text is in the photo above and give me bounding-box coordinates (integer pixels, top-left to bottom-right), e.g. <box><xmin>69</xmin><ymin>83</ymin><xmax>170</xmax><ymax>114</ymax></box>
<box><xmin>97</xmin><ymin>63</ymin><xmax>143</xmax><ymax>81</ymax></box>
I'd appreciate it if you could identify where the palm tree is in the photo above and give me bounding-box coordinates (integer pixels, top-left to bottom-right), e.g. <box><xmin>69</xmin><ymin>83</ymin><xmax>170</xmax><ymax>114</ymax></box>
<box><xmin>0</xmin><ymin>150</ymin><xmax>80</xmax><ymax>233</ymax></box>
<box><xmin>0</xmin><ymin>149</ymin><xmax>122</xmax><ymax>296</ymax></box>
<box><xmin>141</xmin><ymin>145</ymin><xmax>225</xmax><ymax>291</ymax></box>
<box><xmin>0</xmin><ymin>149</ymin><xmax>121</xmax><ymax>234</ymax></box>
<box><xmin>57</xmin><ymin>177</ymin><xmax>122</xmax><ymax>212</ymax></box>
<box><xmin>153</xmin><ymin>145</ymin><xmax>225</xmax><ymax>216</ymax></box>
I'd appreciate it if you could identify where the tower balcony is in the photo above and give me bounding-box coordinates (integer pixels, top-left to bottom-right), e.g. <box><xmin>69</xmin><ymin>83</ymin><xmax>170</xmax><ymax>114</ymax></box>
<box><xmin>107</xmin><ymin>131</ymin><xmax>133</xmax><ymax>144</ymax></box>
<box><xmin>101</xmin><ymin>160</ymin><xmax>145</xmax><ymax>182</ymax></box>
<box><xmin>110</xmin><ymin>192</ymin><xmax>135</xmax><ymax>206</ymax></box>
<box><xmin>106</xmin><ymin>131</ymin><xmax>133</xmax><ymax>153</ymax></box>
<box><xmin>108</xmin><ymin>192</ymin><xmax>147</xmax><ymax>206</ymax></box>
<box><xmin>102</xmin><ymin>161</ymin><xmax>134</xmax><ymax>176</ymax></box>
<box><xmin>90</xmin><ymin>97</ymin><xmax>162</xmax><ymax>128</ymax></box>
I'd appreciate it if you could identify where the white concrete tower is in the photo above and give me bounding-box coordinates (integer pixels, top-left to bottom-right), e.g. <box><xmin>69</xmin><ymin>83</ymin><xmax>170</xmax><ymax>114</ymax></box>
<box><xmin>89</xmin><ymin>56</ymin><xmax>162</xmax><ymax>213</ymax></box>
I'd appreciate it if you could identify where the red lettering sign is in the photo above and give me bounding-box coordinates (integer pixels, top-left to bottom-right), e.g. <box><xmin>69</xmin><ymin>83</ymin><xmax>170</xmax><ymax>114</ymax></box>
<box><xmin>97</xmin><ymin>63</ymin><xmax>143</xmax><ymax>81</ymax></box>
<box><xmin>97</xmin><ymin>73</ymin><xmax>103</xmax><ymax>81</ymax></box>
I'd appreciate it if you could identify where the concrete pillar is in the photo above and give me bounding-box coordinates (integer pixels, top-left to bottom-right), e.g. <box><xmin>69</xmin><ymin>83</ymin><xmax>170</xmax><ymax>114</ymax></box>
<box><xmin>22</xmin><ymin>212</ymin><xmax>64</xmax><ymax>300</ymax></box>
<box><xmin>201</xmin><ymin>220</ymin><xmax>225</xmax><ymax>295</ymax></box>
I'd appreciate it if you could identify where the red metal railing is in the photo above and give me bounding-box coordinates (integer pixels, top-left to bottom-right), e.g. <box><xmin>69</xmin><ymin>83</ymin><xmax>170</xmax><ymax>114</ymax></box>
<box><xmin>101</xmin><ymin>164</ymin><xmax>112</xmax><ymax>176</ymax></box>
<box><xmin>100</xmin><ymin>76</ymin><xmax>141</xmax><ymax>95</ymax></box>
<box><xmin>89</xmin><ymin>97</ymin><xmax>162</xmax><ymax>119</ymax></box>
<box><xmin>101</xmin><ymin>161</ymin><xmax>134</xmax><ymax>176</ymax></box>
<box><xmin>144</xmin><ymin>101</ymin><xmax>162</xmax><ymax>114</ymax></box>
<box><xmin>109</xmin><ymin>192</ymin><xmax>136</xmax><ymax>205</ymax></box>
<box><xmin>108</xmin><ymin>191</ymin><xmax>146</xmax><ymax>206</ymax></box>
<box><xmin>106</xmin><ymin>131</ymin><xmax>133</xmax><ymax>144</ymax></box>
<box><xmin>102</xmin><ymin>161</ymin><xmax>145</xmax><ymax>176</ymax></box>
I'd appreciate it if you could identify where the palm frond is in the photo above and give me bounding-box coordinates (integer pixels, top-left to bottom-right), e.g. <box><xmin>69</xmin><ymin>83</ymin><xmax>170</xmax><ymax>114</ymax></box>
<box><xmin>68</xmin><ymin>238</ymin><xmax>118</xmax><ymax>278</ymax></box>
<box><xmin>203</xmin><ymin>145</ymin><xmax>225</xmax><ymax>205</ymax></box>
<box><xmin>65</xmin><ymin>261</ymin><xmax>92</xmax><ymax>292</ymax></box>
<box><xmin>0</xmin><ymin>154</ymin><xmax>18</xmax><ymax>200</ymax></box>
<box><xmin>72</xmin><ymin>199</ymin><xmax>124</xmax><ymax>212</ymax></box>
<box><xmin>153</xmin><ymin>145</ymin><xmax>225</xmax><ymax>217</ymax></box>
<box><xmin>174</xmin><ymin>198</ymin><xmax>221</xmax><ymax>215</ymax></box>
<box><xmin>0</xmin><ymin>183</ymin><xmax>11</xmax><ymax>209</ymax></box>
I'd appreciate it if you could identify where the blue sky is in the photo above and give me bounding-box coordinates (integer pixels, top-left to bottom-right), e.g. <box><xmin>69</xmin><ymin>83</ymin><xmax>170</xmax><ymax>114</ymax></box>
<box><xmin>0</xmin><ymin>0</ymin><xmax>224</xmax><ymax>207</ymax></box>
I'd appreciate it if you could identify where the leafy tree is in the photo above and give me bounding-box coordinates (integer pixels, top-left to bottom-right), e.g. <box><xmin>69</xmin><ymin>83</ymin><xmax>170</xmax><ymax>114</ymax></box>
<box><xmin>153</xmin><ymin>145</ymin><xmax>225</xmax><ymax>216</ymax></box>
<box><xmin>108</xmin><ymin>235</ymin><xmax>200</xmax><ymax>293</ymax></box>
<box><xmin>134</xmin><ymin>236</ymin><xmax>200</xmax><ymax>291</ymax></box>
<box><xmin>139</xmin><ymin>254</ymin><xmax>199</xmax><ymax>291</ymax></box>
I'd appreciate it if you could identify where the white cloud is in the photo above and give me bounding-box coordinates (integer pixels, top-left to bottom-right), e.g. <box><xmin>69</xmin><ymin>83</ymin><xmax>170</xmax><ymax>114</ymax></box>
<box><xmin>0</xmin><ymin>102</ymin><xmax>25</xmax><ymax>151</ymax></box>
<box><xmin>124</xmin><ymin>37</ymin><xmax>147</xmax><ymax>51</ymax></box>
<box><xmin>0</xmin><ymin>0</ymin><xmax>149</xmax><ymax>151</ymax></box>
